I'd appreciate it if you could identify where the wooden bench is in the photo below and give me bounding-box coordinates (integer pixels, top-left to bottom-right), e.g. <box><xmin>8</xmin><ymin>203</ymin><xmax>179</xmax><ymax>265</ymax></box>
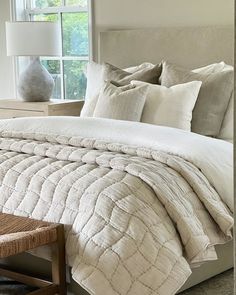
<box><xmin>0</xmin><ymin>213</ymin><xmax>66</xmax><ymax>294</ymax></box>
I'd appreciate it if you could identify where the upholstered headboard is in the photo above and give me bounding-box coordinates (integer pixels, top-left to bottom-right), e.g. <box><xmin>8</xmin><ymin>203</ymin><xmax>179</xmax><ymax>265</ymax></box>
<box><xmin>99</xmin><ymin>26</ymin><xmax>233</xmax><ymax>68</ymax></box>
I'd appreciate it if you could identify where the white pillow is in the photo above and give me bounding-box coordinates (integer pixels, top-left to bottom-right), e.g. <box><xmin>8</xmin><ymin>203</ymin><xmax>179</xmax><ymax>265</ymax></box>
<box><xmin>192</xmin><ymin>61</ymin><xmax>227</xmax><ymax>74</ymax></box>
<box><xmin>93</xmin><ymin>82</ymin><xmax>147</xmax><ymax>122</ymax></box>
<box><xmin>125</xmin><ymin>61</ymin><xmax>226</xmax><ymax>75</ymax></box>
<box><xmin>81</xmin><ymin>61</ymin><xmax>160</xmax><ymax>117</ymax></box>
<box><xmin>221</xmin><ymin>63</ymin><xmax>234</xmax><ymax>71</ymax></box>
<box><xmin>81</xmin><ymin>62</ymin><xmax>105</xmax><ymax>117</ymax></box>
<box><xmin>124</xmin><ymin>62</ymin><xmax>155</xmax><ymax>73</ymax></box>
<box><xmin>131</xmin><ymin>80</ymin><xmax>202</xmax><ymax>131</ymax></box>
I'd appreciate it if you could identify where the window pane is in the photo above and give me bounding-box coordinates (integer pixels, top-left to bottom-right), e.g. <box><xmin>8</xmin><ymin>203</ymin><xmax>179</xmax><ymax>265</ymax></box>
<box><xmin>66</xmin><ymin>0</ymin><xmax>87</xmax><ymax>7</ymax></box>
<box><xmin>33</xmin><ymin>0</ymin><xmax>61</xmax><ymax>9</ymax></box>
<box><xmin>62</xmin><ymin>12</ymin><xmax>89</xmax><ymax>56</ymax></box>
<box><xmin>33</xmin><ymin>13</ymin><xmax>59</xmax><ymax>22</ymax></box>
<box><xmin>64</xmin><ymin>60</ymin><xmax>87</xmax><ymax>100</ymax></box>
<box><xmin>41</xmin><ymin>60</ymin><xmax>61</xmax><ymax>99</ymax></box>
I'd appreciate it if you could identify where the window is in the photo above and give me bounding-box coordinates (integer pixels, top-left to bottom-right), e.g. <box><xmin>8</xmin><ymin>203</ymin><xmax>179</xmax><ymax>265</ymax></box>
<box><xmin>14</xmin><ymin>0</ymin><xmax>92</xmax><ymax>100</ymax></box>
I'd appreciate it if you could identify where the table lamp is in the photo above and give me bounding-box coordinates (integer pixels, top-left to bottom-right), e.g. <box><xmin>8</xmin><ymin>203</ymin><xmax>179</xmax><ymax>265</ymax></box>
<box><xmin>6</xmin><ymin>21</ymin><xmax>61</xmax><ymax>102</ymax></box>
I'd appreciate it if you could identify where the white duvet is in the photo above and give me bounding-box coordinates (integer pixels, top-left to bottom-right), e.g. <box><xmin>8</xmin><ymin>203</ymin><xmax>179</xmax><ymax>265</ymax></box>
<box><xmin>0</xmin><ymin>116</ymin><xmax>233</xmax><ymax>212</ymax></box>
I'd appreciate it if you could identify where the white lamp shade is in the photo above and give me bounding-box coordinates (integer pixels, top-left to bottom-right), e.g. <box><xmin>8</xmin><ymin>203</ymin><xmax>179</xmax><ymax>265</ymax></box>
<box><xmin>6</xmin><ymin>21</ymin><xmax>61</xmax><ymax>56</ymax></box>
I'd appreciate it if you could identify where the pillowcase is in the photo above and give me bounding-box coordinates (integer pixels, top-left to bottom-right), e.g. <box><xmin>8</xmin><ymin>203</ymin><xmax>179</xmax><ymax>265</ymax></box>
<box><xmin>193</xmin><ymin>61</ymin><xmax>233</xmax><ymax>142</ymax></box>
<box><xmin>132</xmin><ymin>80</ymin><xmax>202</xmax><ymax>131</ymax></box>
<box><xmin>93</xmin><ymin>82</ymin><xmax>147</xmax><ymax>121</ymax></box>
<box><xmin>124</xmin><ymin>62</ymin><xmax>155</xmax><ymax>73</ymax></box>
<box><xmin>81</xmin><ymin>61</ymin><xmax>162</xmax><ymax>117</ymax></box>
<box><xmin>81</xmin><ymin>61</ymin><xmax>105</xmax><ymax>117</ymax></box>
<box><xmin>192</xmin><ymin>61</ymin><xmax>229</xmax><ymax>75</ymax></box>
<box><xmin>218</xmin><ymin>93</ymin><xmax>233</xmax><ymax>143</ymax></box>
<box><xmin>106</xmin><ymin>62</ymin><xmax>162</xmax><ymax>86</ymax></box>
<box><xmin>160</xmin><ymin>61</ymin><xmax>233</xmax><ymax>136</ymax></box>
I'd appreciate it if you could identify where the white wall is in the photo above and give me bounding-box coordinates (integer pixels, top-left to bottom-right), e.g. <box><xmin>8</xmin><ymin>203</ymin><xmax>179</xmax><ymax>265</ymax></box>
<box><xmin>0</xmin><ymin>0</ymin><xmax>14</xmax><ymax>98</ymax></box>
<box><xmin>0</xmin><ymin>0</ymin><xmax>234</xmax><ymax>97</ymax></box>
<box><xmin>93</xmin><ymin>0</ymin><xmax>234</xmax><ymax>60</ymax></box>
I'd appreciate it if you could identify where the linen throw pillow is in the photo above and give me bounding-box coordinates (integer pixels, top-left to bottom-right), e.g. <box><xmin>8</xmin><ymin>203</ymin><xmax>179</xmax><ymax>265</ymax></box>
<box><xmin>93</xmin><ymin>82</ymin><xmax>147</xmax><ymax>121</ymax></box>
<box><xmin>160</xmin><ymin>61</ymin><xmax>233</xmax><ymax>136</ymax></box>
<box><xmin>81</xmin><ymin>61</ymin><xmax>162</xmax><ymax>117</ymax></box>
<box><xmin>132</xmin><ymin>80</ymin><xmax>202</xmax><ymax>131</ymax></box>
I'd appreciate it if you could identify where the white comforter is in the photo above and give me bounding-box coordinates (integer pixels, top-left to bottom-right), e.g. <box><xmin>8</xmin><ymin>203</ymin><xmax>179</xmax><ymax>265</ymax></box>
<box><xmin>0</xmin><ymin>117</ymin><xmax>233</xmax><ymax>295</ymax></box>
<box><xmin>0</xmin><ymin>116</ymin><xmax>232</xmax><ymax>211</ymax></box>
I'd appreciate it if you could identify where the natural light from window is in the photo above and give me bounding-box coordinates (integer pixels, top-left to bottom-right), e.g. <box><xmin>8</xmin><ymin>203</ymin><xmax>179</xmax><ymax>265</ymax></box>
<box><xmin>17</xmin><ymin>0</ymin><xmax>90</xmax><ymax>100</ymax></box>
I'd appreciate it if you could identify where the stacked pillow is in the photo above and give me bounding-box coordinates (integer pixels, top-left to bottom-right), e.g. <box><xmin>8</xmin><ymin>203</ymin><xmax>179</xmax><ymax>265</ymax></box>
<box><xmin>160</xmin><ymin>61</ymin><xmax>233</xmax><ymax>137</ymax></box>
<box><xmin>81</xmin><ymin>62</ymin><xmax>162</xmax><ymax>117</ymax></box>
<box><xmin>218</xmin><ymin>95</ymin><xmax>233</xmax><ymax>143</ymax></box>
<box><xmin>191</xmin><ymin>61</ymin><xmax>233</xmax><ymax>142</ymax></box>
<box><xmin>132</xmin><ymin>80</ymin><xmax>202</xmax><ymax>131</ymax></box>
<box><xmin>81</xmin><ymin>60</ymin><xmax>233</xmax><ymax>141</ymax></box>
<box><xmin>93</xmin><ymin>82</ymin><xmax>148</xmax><ymax>121</ymax></box>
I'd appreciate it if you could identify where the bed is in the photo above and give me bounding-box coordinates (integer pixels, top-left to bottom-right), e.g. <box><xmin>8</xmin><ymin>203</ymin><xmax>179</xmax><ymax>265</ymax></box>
<box><xmin>0</xmin><ymin>25</ymin><xmax>234</xmax><ymax>295</ymax></box>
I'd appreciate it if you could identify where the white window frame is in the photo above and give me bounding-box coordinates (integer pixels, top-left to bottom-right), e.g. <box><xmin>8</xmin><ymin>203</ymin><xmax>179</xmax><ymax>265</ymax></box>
<box><xmin>10</xmin><ymin>0</ymin><xmax>93</xmax><ymax>100</ymax></box>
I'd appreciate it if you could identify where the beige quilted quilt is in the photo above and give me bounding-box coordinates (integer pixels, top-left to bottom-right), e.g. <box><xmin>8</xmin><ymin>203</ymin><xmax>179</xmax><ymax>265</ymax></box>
<box><xmin>0</xmin><ymin>130</ymin><xmax>233</xmax><ymax>295</ymax></box>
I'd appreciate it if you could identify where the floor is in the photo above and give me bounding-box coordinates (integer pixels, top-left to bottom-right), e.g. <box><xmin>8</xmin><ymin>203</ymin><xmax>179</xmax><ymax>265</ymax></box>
<box><xmin>0</xmin><ymin>279</ymin><xmax>36</xmax><ymax>294</ymax></box>
<box><xmin>179</xmin><ymin>269</ymin><xmax>233</xmax><ymax>295</ymax></box>
<box><xmin>0</xmin><ymin>269</ymin><xmax>233</xmax><ymax>295</ymax></box>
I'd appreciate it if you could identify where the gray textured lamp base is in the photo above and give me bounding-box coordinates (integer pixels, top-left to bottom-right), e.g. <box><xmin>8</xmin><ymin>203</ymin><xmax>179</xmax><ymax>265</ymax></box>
<box><xmin>18</xmin><ymin>57</ymin><xmax>54</xmax><ymax>102</ymax></box>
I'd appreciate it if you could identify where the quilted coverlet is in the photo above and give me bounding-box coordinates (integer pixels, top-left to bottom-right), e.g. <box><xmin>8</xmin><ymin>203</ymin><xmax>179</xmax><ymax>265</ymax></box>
<box><xmin>0</xmin><ymin>128</ymin><xmax>233</xmax><ymax>295</ymax></box>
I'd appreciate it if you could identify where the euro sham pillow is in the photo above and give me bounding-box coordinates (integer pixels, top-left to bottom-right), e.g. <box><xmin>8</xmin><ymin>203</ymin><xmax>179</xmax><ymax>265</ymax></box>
<box><xmin>217</xmin><ymin>64</ymin><xmax>234</xmax><ymax>142</ymax></box>
<box><xmin>218</xmin><ymin>93</ymin><xmax>233</xmax><ymax>143</ymax></box>
<box><xmin>132</xmin><ymin>80</ymin><xmax>202</xmax><ymax>131</ymax></box>
<box><xmin>193</xmin><ymin>61</ymin><xmax>233</xmax><ymax>142</ymax></box>
<box><xmin>160</xmin><ymin>61</ymin><xmax>233</xmax><ymax>137</ymax></box>
<box><xmin>124</xmin><ymin>62</ymin><xmax>154</xmax><ymax>73</ymax></box>
<box><xmin>93</xmin><ymin>82</ymin><xmax>147</xmax><ymax>121</ymax></box>
<box><xmin>81</xmin><ymin>62</ymin><xmax>162</xmax><ymax>117</ymax></box>
<box><xmin>106</xmin><ymin>62</ymin><xmax>162</xmax><ymax>86</ymax></box>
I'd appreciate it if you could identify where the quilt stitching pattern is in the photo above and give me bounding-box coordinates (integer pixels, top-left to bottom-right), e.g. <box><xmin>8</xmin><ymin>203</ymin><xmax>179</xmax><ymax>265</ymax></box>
<box><xmin>0</xmin><ymin>131</ymin><xmax>233</xmax><ymax>295</ymax></box>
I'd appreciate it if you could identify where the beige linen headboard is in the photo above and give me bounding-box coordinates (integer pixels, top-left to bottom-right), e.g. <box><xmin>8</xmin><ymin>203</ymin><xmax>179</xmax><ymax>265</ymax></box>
<box><xmin>99</xmin><ymin>26</ymin><xmax>233</xmax><ymax>68</ymax></box>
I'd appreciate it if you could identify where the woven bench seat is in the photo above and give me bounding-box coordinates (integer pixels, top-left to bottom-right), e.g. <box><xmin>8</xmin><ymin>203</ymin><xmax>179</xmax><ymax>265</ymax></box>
<box><xmin>0</xmin><ymin>213</ymin><xmax>66</xmax><ymax>294</ymax></box>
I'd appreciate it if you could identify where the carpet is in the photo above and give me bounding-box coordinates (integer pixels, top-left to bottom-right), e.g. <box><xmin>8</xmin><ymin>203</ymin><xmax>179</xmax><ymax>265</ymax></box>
<box><xmin>180</xmin><ymin>269</ymin><xmax>233</xmax><ymax>295</ymax></box>
<box><xmin>0</xmin><ymin>269</ymin><xmax>233</xmax><ymax>294</ymax></box>
<box><xmin>0</xmin><ymin>277</ymin><xmax>36</xmax><ymax>295</ymax></box>
<box><xmin>0</xmin><ymin>284</ymin><xmax>35</xmax><ymax>294</ymax></box>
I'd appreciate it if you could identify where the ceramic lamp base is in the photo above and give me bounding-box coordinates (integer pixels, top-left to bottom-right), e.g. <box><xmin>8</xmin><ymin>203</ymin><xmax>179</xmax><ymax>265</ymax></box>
<box><xmin>18</xmin><ymin>57</ymin><xmax>54</xmax><ymax>102</ymax></box>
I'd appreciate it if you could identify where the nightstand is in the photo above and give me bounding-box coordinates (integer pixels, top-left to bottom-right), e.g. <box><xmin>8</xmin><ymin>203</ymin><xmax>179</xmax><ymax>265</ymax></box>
<box><xmin>0</xmin><ymin>99</ymin><xmax>84</xmax><ymax>119</ymax></box>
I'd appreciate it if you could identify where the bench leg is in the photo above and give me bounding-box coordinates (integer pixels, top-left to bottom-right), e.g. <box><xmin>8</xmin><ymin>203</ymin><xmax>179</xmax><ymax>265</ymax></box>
<box><xmin>52</xmin><ymin>225</ymin><xmax>67</xmax><ymax>295</ymax></box>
